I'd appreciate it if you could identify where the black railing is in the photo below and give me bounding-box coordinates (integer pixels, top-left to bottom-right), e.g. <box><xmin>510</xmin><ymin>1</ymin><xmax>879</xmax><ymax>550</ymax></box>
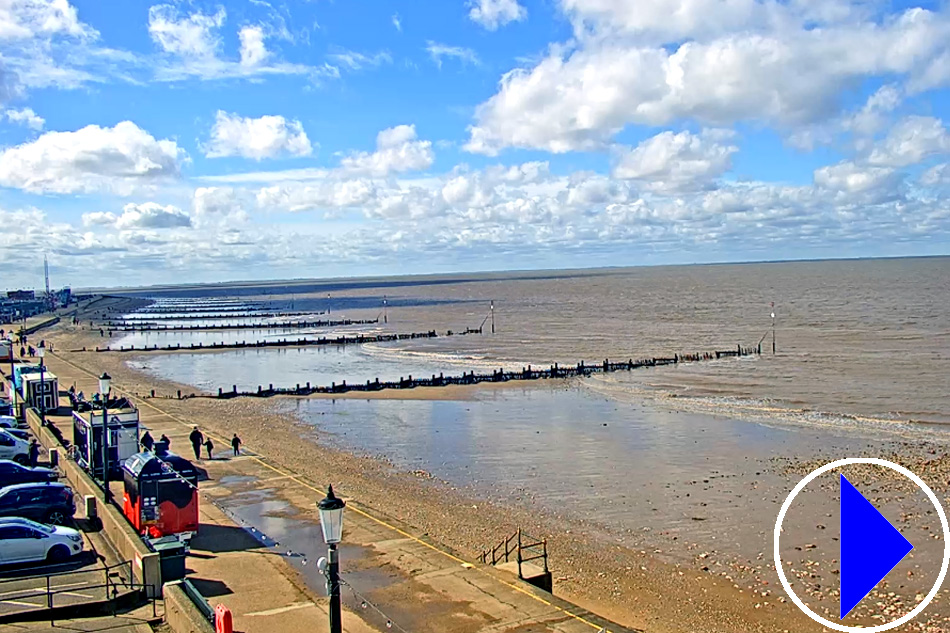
<box><xmin>0</xmin><ymin>560</ymin><xmax>144</xmax><ymax>618</ymax></box>
<box><xmin>480</xmin><ymin>528</ymin><xmax>549</xmax><ymax>579</ymax></box>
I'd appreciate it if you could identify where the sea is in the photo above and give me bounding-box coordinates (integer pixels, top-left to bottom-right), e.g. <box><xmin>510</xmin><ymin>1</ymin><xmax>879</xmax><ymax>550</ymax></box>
<box><xmin>119</xmin><ymin>257</ymin><xmax>950</xmax><ymax>570</ymax></box>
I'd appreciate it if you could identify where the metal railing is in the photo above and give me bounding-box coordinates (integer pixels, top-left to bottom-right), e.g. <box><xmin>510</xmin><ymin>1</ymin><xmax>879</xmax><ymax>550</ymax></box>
<box><xmin>479</xmin><ymin>528</ymin><xmax>548</xmax><ymax>579</ymax></box>
<box><xmin>0</xmin><ymin>559</ymin><xmax>144</xmax><ymax>618</ymax></box>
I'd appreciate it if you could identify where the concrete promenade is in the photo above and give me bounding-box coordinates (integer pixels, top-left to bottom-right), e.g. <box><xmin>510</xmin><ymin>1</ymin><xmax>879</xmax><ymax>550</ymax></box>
<box><xmin>38</xmin><ymin>350</ymin><xmax>636</xmax><ymax>633</ymax></box>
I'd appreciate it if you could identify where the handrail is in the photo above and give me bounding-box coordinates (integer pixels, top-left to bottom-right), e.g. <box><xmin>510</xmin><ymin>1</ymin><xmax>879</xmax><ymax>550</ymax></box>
<box><xmin>481</xmin><ymin>528</ymin><xmax>549</xmax><ymax>577</ymax></box>
<box><xmin>0</xmin><ymin>560</ymin><xmax>142</xmax><ymax>615</ymax></box>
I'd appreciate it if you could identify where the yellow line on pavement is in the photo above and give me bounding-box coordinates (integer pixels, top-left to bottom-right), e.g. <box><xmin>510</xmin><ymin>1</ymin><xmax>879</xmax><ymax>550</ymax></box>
<box><xmin>51</xmin><ymin>352</ymin><xmax>607</xmax><ymax>632</ymax></box>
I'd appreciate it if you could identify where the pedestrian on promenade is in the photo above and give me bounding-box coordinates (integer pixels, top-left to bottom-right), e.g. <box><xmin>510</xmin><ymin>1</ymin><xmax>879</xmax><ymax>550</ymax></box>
<box><xmin>204</xmin><ymin>438</ymin><xmax>214</xmax><ymax>460</ymax></box>
<box><xmin>231</xmin><ymin>434</ymin><xmax>242</xmax><ymax>456</ymax></box>
<box><xmin>141</xmin><ymin>431</ymin><xmax>154</xmax><ymax>452</ymax></box>
<box><xmin>19</xmin><ymin>347</ymin><xmax>25</xmax><ymax>358</ymax></box>
<box><xmin>160</xmin><ymin>433</ymin><xmax>171</xmax><ymax>448</ymax></box>
<box><xmin>189</xmin><ymin>426</ymin><xmax>203</xmax><ymax>460</ymax></box>
<box><xmin>28</xmin><ymin>439</ymin><xmax>40</xmax><ymax>468</ymax></box>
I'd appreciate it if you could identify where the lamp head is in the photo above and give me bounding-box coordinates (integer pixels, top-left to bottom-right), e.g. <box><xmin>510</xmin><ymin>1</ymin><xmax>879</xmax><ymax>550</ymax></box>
<box><xmin>317</xmin><ymin>484</ymin><xmax>346</xmax><ymax>544</ymax></box>
<box><xmin>98</xmin><ymin>372</ymin><xmax>111</xmax><ymax>397</ymax></box>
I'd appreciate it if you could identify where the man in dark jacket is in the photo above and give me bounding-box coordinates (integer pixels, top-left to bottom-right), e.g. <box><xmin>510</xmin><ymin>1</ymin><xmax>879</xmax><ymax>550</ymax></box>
<box><xmin>231</xmin><ymin>434</ymin><xmax>242</xmax><ymax>456</ymax></box>
<box><xmin>28</xmin><ymin>439</ymin><xmax>40</xmax><ymax>468</ymax></box>
<box><xmin>189</xmin><ymin>427</ymin><xmax>204</xmax><ymax>460</ymax></box>
<box><xmin>140</xmin><ymin>431</ymin><xmax>155</xmax><ymax>452</ymax></box>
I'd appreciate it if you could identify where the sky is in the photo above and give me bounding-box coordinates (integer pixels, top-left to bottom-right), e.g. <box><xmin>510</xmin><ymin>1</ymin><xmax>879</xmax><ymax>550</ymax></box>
<box><xmin>1</xmin><ymin>0</ymin><xmax>949</xmax><ymax>289</ymax></box>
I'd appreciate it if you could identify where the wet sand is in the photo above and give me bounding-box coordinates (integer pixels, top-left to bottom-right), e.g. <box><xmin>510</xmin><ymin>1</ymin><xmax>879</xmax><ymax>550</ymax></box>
<box><xmin>38</xmin><ymin>312</ymin><xmax>950</xmax><ymax>632</ymax></box>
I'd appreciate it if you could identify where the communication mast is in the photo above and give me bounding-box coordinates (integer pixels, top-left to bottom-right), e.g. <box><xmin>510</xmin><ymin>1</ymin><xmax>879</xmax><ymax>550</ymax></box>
<box><xmin>44</xmin><ymin>254</ymin><xmax>52</xmax><ymax>310</ymax></box>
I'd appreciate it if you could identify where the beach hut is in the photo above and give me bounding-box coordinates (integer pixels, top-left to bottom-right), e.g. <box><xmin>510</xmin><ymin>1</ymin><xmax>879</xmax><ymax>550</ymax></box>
<box><xmin>122</xmin><ymin>443</ymin><xmax>198</xmax><ymax>540</ymax></box>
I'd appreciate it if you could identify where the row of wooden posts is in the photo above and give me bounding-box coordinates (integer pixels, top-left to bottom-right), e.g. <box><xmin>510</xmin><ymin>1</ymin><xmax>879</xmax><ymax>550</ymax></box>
<box><xmin>98</xmin><ymin>317</ymin><xmax>380</xmax><ymax>332</ymax></box>
<box><xmin>87</xmin><ymin>328</ymin><xmax>490</xmax><ymax>353</ymax></box>
<box><xmin>136</xmin><ymin>343</ymin><xmax>762</xmax><ymax>400</ymax></box>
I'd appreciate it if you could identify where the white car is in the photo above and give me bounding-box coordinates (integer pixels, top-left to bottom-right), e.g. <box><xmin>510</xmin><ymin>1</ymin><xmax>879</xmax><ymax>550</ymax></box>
<box><xmin>0</xmin><ymin>416</ymin><xmax>21</xmax><ymax>429</ymax></box>
<box><xmin>0</xmin><ymin>517</ymin><xmax>83</xmax><ymax>564</ymax></box>
<box><xmin>0</xmin><ymin>429</ymin><xmax>29</xmax><ymax>465</ymax></box>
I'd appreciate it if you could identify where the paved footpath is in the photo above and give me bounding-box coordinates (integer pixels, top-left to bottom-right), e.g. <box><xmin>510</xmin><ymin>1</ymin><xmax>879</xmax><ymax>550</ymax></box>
<box><xmin>37</xmin><ymin>350</ymin><xmax>635</xmax><ymax>633</ymax></box>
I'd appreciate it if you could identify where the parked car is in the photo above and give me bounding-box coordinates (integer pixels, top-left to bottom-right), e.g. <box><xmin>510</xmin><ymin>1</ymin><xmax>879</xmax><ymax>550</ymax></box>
<box><xmin>0</xmin><ymin>517</ymin><xmax>83</xmax><ymax>564</ymax></box>
<box><xmin>0</xmin><ymin>399</ymin><xmax>12</xmax><ymax>417</ymax></box>
<box><xmin>0</xmin><ymin>419</ymin><xmax>30</xmax><ymax>442</ymax></box>
<box><xmin>0</xmin><ymin>482</ymin><xmax>75</xmax><ymax>525</ymax></box>
<box><xmin>3</xmin><ymin>428</ymin><xmax>30</xmax><ymax>442</ymax></box>
<box><xmin>0</xmin><ymin>415</ymin><xmax>23</xmax><ymax>429</ymax></box>
<box><xmin>0</xmin><ymin>429</ymin><xmax>29</xmax><ymax>465</ymax></box>
<box><xmin>0</xmin><ymin>460</ymin><xmax>57</xmax><ymax>486</ymax></box>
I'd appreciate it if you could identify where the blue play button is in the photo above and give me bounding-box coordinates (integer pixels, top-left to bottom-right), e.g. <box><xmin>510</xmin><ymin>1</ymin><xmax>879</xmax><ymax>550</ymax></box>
<box><xmin>840</xmin><ymin>474</ymin><xmax>914</xmax><ymax>619</ymax></box>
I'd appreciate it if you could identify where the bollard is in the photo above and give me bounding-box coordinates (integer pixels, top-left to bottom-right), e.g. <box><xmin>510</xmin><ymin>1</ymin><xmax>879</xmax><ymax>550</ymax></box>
<box><xmin>84</xmin><ymin>495</ymin><xmax>98</xmax><ymax>520</ymax></box>
<box><xmin>218</xmin><ymin>387</ymin><xmax>223</xmax><ymax>397</ymax></box>
<box><xmin>150</xmin><ymin>389</ymin><xmax>155</xmax><ymax>398</ymax></box>
<box><xmin>49</xmin><ymin>448</ymin><xmax>59</xmax><ymax>467</ymax></box>
<box><xmin>233</xmin><ymin>385</ymin><xmax>238</xmax><ymax>394</ymax></box>
<box><xmin>177</xmin><ymin>390</ymin><xmax>181</xmax><ymax>399</ymax></box>
<box><xmin>215</xmin><ymin>603</ymin><xmax>234</xmax><ymax>633</ymax></box>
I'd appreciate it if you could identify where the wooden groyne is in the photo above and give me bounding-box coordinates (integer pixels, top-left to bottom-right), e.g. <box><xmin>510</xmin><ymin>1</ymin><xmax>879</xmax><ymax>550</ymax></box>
<box><xmin>135</xmin><ymin>344</ymin><xmax>762</xmax><ymax>400</ymax></box>
<box><xmin>105</xmin><ymin>310</ymin><xmax>315</xmax><ymax>322</ymax></box>
<box><xmin>82</xmin><ymin>328</ymin><xmax>486</xmax><ymax>353</ymax></box>
<box><xmin>100</xmin><ymin>317</ymin><xmax>379</xmax><ymax>332</ymax></box>
<box><xmin>134</xmin><ymin>304</ymin><xmax>287</xmax><ymax>314</ymax></box>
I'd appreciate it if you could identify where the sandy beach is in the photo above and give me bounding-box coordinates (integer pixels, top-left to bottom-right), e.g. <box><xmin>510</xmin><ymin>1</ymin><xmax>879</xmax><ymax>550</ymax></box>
<box><xmin>28</xmin><ymin>299</ymin><xmax>950</xmax><ymax>633</ymax></box>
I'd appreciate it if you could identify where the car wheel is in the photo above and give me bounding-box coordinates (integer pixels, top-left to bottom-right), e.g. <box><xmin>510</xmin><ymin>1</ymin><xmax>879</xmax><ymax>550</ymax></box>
<box><xmin>12</xmin><ymin>454</ymin><xmax>28</xmax><ymax>465</ymax></box>
<box><xmin>47</xmin><ymin>544</ymin><xmax>70</xmax><ymax>563</ymax></box>
<box><xmin>45</xmin><ymin>510</ymin><xmax>67</xmax><ymax>525</ymax></box>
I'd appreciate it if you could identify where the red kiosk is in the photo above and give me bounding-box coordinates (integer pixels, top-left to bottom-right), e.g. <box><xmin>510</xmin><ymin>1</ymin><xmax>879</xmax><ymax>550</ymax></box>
<box><xmin>122</xmin><ymin>443</ymin><xmax>199</xmax><ymax>539</ymax></box>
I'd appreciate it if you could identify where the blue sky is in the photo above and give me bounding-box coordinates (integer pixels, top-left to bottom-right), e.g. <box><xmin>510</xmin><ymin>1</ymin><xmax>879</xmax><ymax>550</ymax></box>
<box><xmin>1</xmin><ymin>0</ymin><xmax>949</xmax><ymax>289</ymax></box>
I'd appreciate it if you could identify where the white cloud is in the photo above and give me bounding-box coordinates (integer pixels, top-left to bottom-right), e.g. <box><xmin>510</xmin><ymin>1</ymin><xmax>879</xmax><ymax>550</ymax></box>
<box><xmin>118</xmin><ymin>202</ymin><xmax>192</xmax><ymax>229</ymax></box>
<box><xmin>426</xmin><ymin>42</ymin><xmax>480</xmax><ymax>68</ymax></box>
<box><xmin>867</xmin><ymin>116</ymin><xmax>950</xmax><ymax>168</ymax></box>
<box><xmin>82</xmin><ymin>203</ymin><xmax>192</xmax><ymax>229</ymax></box>
<box><xmin>326</xmin><ymin>48</ymin><xmax>392</xmax><ymax>71</ymax></box>
<box><xmin>145</xmin><ymin>4</ymin><xmax>313</xmax><ymax>82</ymax></box>
<box><xmin>81</xmin><ymin>211</ymin><xmax>116</xmax><ymax>227</ymax></box>
<box><xmin>814</xmin><ymin>160</ymin><xmax>897</xmax><ymax>194</ymax></box>
<box><xmin>921</xmin><ymin>163</ymin><xmax>950</xmax><ymax>187</ymax></box>
<box><xmin>340</xmin><ymin>124</ymin><xmax>433</xmax><ymax>177</ymax></box>
<box><xmin>612</xmin><ymin>129</ymin><xmax>737</xmax><ymax>192</ymax></box>
<box><xmin>238</xmin><ymin>25</ymin><xmax>269</xmax><ymax>67</ymax></box>
<box><xmin>148</xmin><ymin>4</ymin><xmax>225</xmax><ymax>59</ymax></box>
<box><xmin>205</xmin><ymin>111</ymin><xmax>313</xmax><ymax>160</ymax></box>
<box><xmin>3</xmin><ymin>106</ymin><xmax>43</xmax><ymax>129</ymax></box>
<box><xmin>466</xmin><ymin>7</ymin><xmax>950</xmax><ymax>154</ymax></box>
<box><xmin>0</xmin><ymin>120</ymin><xmax>185</xmax><ymax>194</ymax></box>
<box><xmin>0</xmin><ymin>0</ymin><xmax>94</xmax><ymax>41</ymax></box>
<box><xmin>468</xmin><ymin>0</ymin><xmax>527</xmax><ymax>30</ymax></box>
<box><xmin>257</xmin><ymin>179</ymin><xmax>378</xmax><ymax>213</ymax></box>
<box><xmin>392</xmin><ymin>13</ymin><xmax>401</xmax><ymax>32</ymax></box>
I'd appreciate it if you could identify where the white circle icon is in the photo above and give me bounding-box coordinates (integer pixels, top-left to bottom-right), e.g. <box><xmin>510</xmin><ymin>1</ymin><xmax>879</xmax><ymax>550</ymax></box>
<box><xmin>773</xmin><ymin>457</ymin><xmax>950</xmax><ymax>632</ymax></box>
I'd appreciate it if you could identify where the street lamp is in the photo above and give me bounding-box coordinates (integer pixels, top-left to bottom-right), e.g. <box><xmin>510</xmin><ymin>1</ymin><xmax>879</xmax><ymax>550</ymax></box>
<box><xmin>317</xmin><ymin>485</ymin><xmax>346</xmax><ymax>633</ymax></box>
<box><xmin>37</xmin><ymin>346</ymin><xmax>45</xmax><ymax>425</ymax></box>
<box><xmin>98</xmin><ymin>372</ymin><xmax>112</xmax><ymax>503</ymax></box>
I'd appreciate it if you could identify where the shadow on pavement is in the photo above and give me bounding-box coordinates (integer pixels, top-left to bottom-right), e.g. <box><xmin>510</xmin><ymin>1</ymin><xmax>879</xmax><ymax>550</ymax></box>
<box><xmin>190</xmin><ymin>523</ymin><xmax>265</xmax><ymax>553</ymax></box>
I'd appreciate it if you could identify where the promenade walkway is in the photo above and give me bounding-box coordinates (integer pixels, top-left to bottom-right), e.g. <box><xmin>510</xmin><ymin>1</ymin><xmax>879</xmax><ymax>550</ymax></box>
<box><xmin>37</xmin><ymin>351</ymin><xmax>635</xmax><ymax>633</ymax></box>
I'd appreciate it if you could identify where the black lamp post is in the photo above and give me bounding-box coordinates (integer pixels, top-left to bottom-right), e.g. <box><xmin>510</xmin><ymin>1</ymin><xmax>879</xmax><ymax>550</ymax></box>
<box><xmin>37</xmin><ymin>346</ymin><xmax>45</xmax><ymax>425</ymax></box>
<box><xmin>99</xmin><ymin>372</ymin><xmax>112</xmax><ymax>503</ymax></box>
<box><xmin>317</xmin><ymin>485</ymin><xmax>346</xmax><ymax>633</ymax></box>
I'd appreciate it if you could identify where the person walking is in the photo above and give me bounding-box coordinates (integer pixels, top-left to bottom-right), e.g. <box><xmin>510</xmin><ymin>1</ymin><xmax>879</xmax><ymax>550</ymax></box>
<box><xmin>159</xmin><ymin>433</ymin><xmax>171</xmax><ymax>448</ymax></box>
<box><xmin>231</xmin><ymin>433</ymin><xmax>242</xmax><ymax>456</ymax></box>
<box><xmin>189</xmin><ymin>426</ymin><xmax>203</xmax><ymax>460</ymax></box>
<box><xmin>140</xmin><ymin>431</ymin><xmax>154</xmax><ymax>452</ymax></box>
<box><xmin>28</xmin><ymin>439</ymin><xmax>40</xmax><ymax>468</ymax></box>
<box><xmin>204</xmin><ymin>438</ymin><xmax>214</xmax><ymax>460</ymax></box>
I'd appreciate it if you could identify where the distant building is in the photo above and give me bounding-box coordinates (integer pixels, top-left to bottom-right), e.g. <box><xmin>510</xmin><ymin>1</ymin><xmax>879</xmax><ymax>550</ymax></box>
<box><xmin>7</xmin><ymin>290</ymin><xmax>34</xmax><ymax>301</ymax></box>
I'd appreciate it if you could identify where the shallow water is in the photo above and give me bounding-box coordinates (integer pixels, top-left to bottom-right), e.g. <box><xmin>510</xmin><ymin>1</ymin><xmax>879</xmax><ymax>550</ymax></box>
<box><xmin>126</xmin><ymin>257</ymin><xmax>950</xmax><ymax>427</ymax></box>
